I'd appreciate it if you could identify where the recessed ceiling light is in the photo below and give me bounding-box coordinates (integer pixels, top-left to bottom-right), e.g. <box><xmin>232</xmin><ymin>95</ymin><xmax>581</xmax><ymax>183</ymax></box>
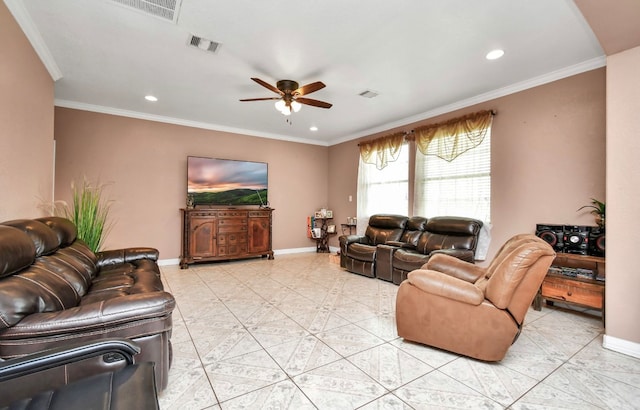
<box><xmin>486</xmin><ymin>49</ymin><xmax>505</xmax><ymax>60</ymax></box>
<box><xmin>310</xmin><ymin>126</ymin><xmax>318</xmax><ymax>131</ymax></box>
<box><xmin>145</xmin><ymin>95</ymin><xmax>158</xmax><ymax>102</ymax></box>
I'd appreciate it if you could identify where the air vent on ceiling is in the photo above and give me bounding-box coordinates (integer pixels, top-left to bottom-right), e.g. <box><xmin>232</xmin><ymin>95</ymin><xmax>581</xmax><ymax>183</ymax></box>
<box><xmin>188</xmin><ymin>34</ymin><xmax>221</xmax><ymax>54</ymax></box>
<box><xmin>359</xmin><ymin>90</ymin><xmax>379</xmax><ymax>98</ymax></box>
<box><xmin>109</xmin><ymin>0</ymin><xmax>182</xmax><ymax>23</ymax></box>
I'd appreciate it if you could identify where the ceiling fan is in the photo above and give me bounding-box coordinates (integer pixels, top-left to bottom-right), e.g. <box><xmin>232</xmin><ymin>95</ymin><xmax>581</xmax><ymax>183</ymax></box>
<box><xmin>240</xmin><ymin>78</ymin><xmax>332</xmax><ymax>115</ymax></box>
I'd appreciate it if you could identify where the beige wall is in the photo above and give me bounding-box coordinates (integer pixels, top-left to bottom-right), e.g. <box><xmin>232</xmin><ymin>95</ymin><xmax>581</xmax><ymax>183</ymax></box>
<box><xmin>0</xmin><ymin>2</ymin><xmax>54</xmax><ymax>220</ymax></box>
<box><xmin>327</xmin><ymin>68</ymin><xmax>606</xmax><ymax>263</ymax></box>
<box><xmin>606</xmin><ymin>46</ymin><xmax>640</xmax><ymax>346</ymax></box>
<box><xmin>53</xmin><ymin>108</ymin><xmax>328</xmax><ymax>258</ymax></box>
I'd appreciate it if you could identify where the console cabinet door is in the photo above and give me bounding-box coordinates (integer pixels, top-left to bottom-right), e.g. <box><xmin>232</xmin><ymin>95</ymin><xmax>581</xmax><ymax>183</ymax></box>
<box><xmin>189</xmin><ymin>217</ymin><xmax>217</xmax><ymax>258</ymax></box>
<box><xmin>248</xmin><ymin>214</ymin><xmax>270</xmax><ymax>253</ymax></box>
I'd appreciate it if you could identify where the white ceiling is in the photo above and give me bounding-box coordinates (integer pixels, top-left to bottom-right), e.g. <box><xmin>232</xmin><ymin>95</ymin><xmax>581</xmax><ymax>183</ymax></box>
<box><xmin>14</xmin><ymin>0</ymin><xmax>604</xmax><ymax>145</ymax></box>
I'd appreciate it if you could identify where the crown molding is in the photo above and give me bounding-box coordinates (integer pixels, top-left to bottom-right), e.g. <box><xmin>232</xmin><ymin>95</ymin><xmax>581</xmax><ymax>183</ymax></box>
<box><xmin>54</xmin><ymin>99</ymin><xmax>330</xmax><ymax>146</ymax></box>
<box><xmin>4</xmin><ymin>0</ymin><xmax>62</xmax><ymax>81</ymax></box>
<box><xmin>329</xmin><ymin>56</ymin><xmax>607</xmax><ymax>146</ymax></box>
<box><xmin>55</xmin><ymin>55</ymin><xmax>605</xmax><ymax>148</ymax></box>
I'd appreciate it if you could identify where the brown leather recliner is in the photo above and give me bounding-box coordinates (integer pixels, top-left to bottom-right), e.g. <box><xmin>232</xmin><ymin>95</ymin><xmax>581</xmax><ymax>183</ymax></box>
<box><xmin>396</xmin><ymin>234</ymin><xmax>555</xmax><ymax>361</ymax></box>
<box><xmin>339</xmin><ymin>214</ymin><xmax>408</xmax><ymax>277</ymax></box>
<box><xmin>0</xmin><ymin>217</ymin><xmax>175</xmax><ymax>390</ymax></box>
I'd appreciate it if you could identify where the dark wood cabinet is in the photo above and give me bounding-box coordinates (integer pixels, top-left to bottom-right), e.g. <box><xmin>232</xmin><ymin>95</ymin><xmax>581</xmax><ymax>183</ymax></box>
<box><xmin>181</xmin><ymin>208</ymin><xmax>273</xmax><ymax>268</ymax></box>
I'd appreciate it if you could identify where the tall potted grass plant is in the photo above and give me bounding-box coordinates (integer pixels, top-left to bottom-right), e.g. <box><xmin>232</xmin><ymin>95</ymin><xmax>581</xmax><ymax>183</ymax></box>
<box><xmin>57</xmin><ymin>179</ymin><xmax>113</xmax><ymax>252</ymax></box>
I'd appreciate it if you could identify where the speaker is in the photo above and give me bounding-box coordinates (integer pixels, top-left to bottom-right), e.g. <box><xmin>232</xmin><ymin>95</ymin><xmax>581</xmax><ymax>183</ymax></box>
<box><xmin>563</xmin><ymin>225</ymin><xmax>591</xmax><ymax>255</ymax></box>
<box><xmin>536</xmin><ymin>224</ymin><xmax>564</xmax><ymax>252</ymax></box>
<box><xmin>589</xmin><ymin>227</ymin><xmax>605</xmax><ymax>257</ymax></box>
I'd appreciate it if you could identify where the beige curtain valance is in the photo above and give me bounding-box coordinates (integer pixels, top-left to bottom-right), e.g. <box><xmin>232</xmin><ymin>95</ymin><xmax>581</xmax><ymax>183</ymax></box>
<box><xmin>414</xmin><ymin>110</ymin><xmax>494</xmax><ymax>162</ymax></box>
<box><xmin>359</xmin><ymin>132</ymin><xmax>406</xmax><ymax>170</ymax></box>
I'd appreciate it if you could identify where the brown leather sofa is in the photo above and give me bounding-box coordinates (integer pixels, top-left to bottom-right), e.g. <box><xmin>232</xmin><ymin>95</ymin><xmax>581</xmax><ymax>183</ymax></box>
<box><xmin>378</xmin><ymin>216</ymin><xmax>483</xmax><ymax>284</ymax></box>
<box><xmin>0</xmin><ymin>217</ymin><xmax>175</xmax><ymax>391</ymax></box>
<box><xmin>396</xmin><ymin>234</ymin><xmax>555</xmax><ymax>361</ymax></box>
<box><xmin>339</xmin><ymin>214</ymin><xmax>408</xmax><ymax>277</ymax></box>
<box><xmin>339</xmin><ymin>214</ymin><xmax>482</xmax><ymax>282</ymax></box>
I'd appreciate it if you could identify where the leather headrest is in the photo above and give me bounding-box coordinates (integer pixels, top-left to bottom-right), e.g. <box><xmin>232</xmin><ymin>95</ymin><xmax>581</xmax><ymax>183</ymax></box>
<box><xmin>1</xmin><ymin>219</ymin><xmax>60</xmax><ymax>256</ymax></box>
<box><xmin>406</xmin><ymin>216</ymin><xmax>428</xmax><ymax>231</ymax></box>
<box><xmin>0</xmin><ymin>226</ymin><xmax>36</xmax><ymax>278</ymax></box>
<box><xmin>426</xmin><ymin>217</ymin><xmax>482</xmax><ymax>235</ymax></box>
<box><xmin>368</xmin><ymin>214</ymin><xmax>408</xmax><ymax>229</ymax></box>
<box><xmin>35</xmin><ymin>217</ymin><xmax>77</xmax><ymax>247</ymax></box>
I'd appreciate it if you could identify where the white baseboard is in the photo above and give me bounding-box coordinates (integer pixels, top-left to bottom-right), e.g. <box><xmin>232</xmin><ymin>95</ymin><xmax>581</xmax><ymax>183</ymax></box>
<box><xmin>274</xmin><ymin>247</ymin><xmax>317</xmax><ymax>255</ymax></box>
<box><xmin>158</xmin><ymin>258</ymin><xmax>180</xmax><ymax>266</ymax></box>
<box><xmin>157</xmin><ymin>247</ymin><xmax>329</xmax><ymax>266</ymax></box>
<box><xmin>603</xmin><ymin>334</ymin><xmax>640</xmax><ymax>359</ymax></box>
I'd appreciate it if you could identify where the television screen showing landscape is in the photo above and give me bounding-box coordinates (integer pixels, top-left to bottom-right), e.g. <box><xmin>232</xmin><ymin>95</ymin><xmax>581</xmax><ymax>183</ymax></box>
<box><xmin>187</xmin><ymin>156</ymin><xmax>268</xmax><ymax>206</ymax></box>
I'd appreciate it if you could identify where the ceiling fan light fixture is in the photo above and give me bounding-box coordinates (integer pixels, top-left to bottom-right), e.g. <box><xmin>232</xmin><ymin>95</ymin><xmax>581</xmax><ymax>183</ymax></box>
<box><xmin>291</xmin><ymin>100</ymin><xmax>302</xmax><ymax>112</ymax></box>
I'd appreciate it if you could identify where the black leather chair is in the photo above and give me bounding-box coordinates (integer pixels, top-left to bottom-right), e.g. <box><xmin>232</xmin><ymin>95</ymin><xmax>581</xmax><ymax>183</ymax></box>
<box><xmin>0</xmin><ymin>339</ymin><xmax>159</xmax><ymax>409</ymax></box>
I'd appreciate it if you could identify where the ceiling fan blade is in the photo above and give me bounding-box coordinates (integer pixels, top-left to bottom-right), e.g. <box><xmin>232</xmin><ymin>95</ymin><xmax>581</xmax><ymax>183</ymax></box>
<box><xmin>294</xmin><ymin>81</ymin><xmax>326</xmax><ymax>96</ymax></box>
<box><xmin>239</xmin><ymin>97</ymin><xmax>281</xmax><ymax>102</ymax></box>
<box><xmin>251</xmin><ymin>78</ymin><xmax>283</xmax><ymax>95</ymax></box>
<box><xmin>296</xmin><ymin>97</ymin><xmax>332</xmax><ymax>109</ymax></box>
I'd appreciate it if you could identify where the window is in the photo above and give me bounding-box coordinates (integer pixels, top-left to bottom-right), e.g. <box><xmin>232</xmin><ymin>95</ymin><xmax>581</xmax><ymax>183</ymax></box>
<box><xmin>357</xmin><ymin>143</ymin><xmax>409</xmax><ymax>226</ymax></box>
<box><xmin>414</xmin><ymin>129</ymin><xmax>491</xmax><ymax>221</ymax></box>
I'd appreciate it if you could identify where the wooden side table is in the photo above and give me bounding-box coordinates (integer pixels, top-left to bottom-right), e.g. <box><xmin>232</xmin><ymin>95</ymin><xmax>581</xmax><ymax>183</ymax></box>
<box><xmin>534</xmin><ymin>253</ymin><xmax>605</xmax><ymax>325</ymax></box>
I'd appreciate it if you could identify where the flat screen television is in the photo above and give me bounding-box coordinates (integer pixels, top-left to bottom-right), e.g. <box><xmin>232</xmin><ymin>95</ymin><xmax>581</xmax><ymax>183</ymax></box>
<box><xmin>187</xmin><ymin>156</ymin><xmax>268</xmax><ymax>207</ymax></box>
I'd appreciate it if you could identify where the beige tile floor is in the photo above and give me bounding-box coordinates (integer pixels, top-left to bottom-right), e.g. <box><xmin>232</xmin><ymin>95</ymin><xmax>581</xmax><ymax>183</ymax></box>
<box><xmin>157</xmin><ymin>253</ymin><xmax>640</xmax><ymax>409</ymax></box>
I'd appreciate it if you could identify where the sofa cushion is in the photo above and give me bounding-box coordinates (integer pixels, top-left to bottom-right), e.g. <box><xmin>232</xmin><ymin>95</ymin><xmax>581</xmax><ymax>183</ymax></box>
<box><xmin>1</xmin><ymin>219</ymin><xmax>60</xmax><ymax>256</ymax></box>
<box><xmin>36</xmin><ymin>217</ymin><xmax>77</xmax><ymax>247</ymax></box>
<box><xmin>398</xmin><ymin>216</ymin><xmax>427</xmax><ymax>247</ymax></box>
<box><xmin>0</xmin><ymin>226</ymin><xmax>36</xmax><ymax>279</ymax></box>
<box><xmin>392</xmin><ymin>248</ymin><xmax>431</xmax><ymax>272</ymax></box>
<box><xmin>416</xmin><ymin>232</ymin><xmax>476</xmax><ymax>254</ymax></box>
<box><xmin>365</xmin><ymin>214</ymin><xmax>408</xmax><ymax>245</ymax></box>
<box><xmin>424</xmin><ymin>216</ymin><xmax>482</xmax><ymax>236</ymax></box>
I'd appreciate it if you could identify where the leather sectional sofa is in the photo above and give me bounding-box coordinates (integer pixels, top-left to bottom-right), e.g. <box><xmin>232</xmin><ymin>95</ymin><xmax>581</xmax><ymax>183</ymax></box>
<box><xmin>0</xmin><ymin>217</ymin><xmax>175</xmax><ymax>391</ymax></box>
<box><xmin>339</xmin><ymin>214</ymin><xmax>483</xmax><ymax>283</ymax></box>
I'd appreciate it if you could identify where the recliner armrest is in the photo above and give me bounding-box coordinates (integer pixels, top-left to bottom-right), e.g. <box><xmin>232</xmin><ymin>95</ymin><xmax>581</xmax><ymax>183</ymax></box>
<box><xmin>423</xmin><ymin>253</ymin><xmax>486</xmax><ymax>283</ymax></box>
<box><xmin>0</xmin><ymin>339</ymin><xmax>139</xmax><ymax>382</ymax></box>
<box><xmin>406</xmin><ymin>269</ymin><xmax>484</xmax><ymax>305</ymax></box>
<box><xmin>339</xmin><ymin>235</ymin><xmax>369</xmax><ymax>246</ymax></box>
<box><xmin>96</xmin><ymin>247</ymin><xmax>159</xmax><ymax>268</ymax></box>
<box><xmin>384</xmin><ymin>241</ymin><xmax>403</xmax><ymax>247</ymax></box>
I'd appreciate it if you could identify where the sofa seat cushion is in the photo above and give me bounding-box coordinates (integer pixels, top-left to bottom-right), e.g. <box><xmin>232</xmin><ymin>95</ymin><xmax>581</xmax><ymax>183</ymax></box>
<box><xmin>392</xmin><ymin>249</ymin><xmax>431</xmax><ymax>272</ymax></box>
<box><xmin>82</xmin><ymin>265</ymin><xmax>164</xmax><ymax>305</ymax></box>
<box><xmin>0</xmin><ymin>291</ymin><xmax>175</xmax><ymax>357</ymax></box>
<box><xmin>346</xmin><ymin>243</ymin><xmax>377</xmax><ymax>262</ymax></box>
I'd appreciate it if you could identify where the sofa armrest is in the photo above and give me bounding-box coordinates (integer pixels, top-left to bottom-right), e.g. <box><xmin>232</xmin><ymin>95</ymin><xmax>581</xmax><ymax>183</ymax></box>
<box><xmin>0</xmin><ymin>339</ymin><xmax>139</xmax><ymax>382</ymax></box>
<box><xmin>339</xmin><ymin>235</ymin><xmax>369</xmax><ymax>246</ymax></box>
<box><xmin>96</xmin><ymin>247</ymin><xmax>159</xmax><ymax>269</ymax></box>
<box><xmin>424</xmin><ymin>253</ymin><xmax>486</xmax><ymax>283</ymax></box>
<box><xmin>406</xmin><ymin>269</ymin><xmax>484</xmax><ymax>305</ymax></box>
<box><xmin>2</xmin><ymin>292</ymin><xmax>175</xmax><ymax>338</ymax></box>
